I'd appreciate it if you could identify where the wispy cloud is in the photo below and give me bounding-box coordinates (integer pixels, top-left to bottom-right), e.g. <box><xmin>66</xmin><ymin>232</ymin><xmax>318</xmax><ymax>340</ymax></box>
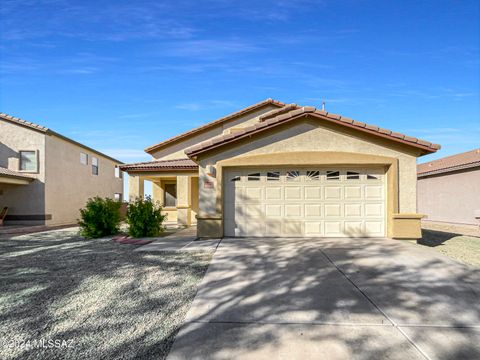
<box><xmin>163</xmin><ymin>39</ymin><xmax>260</xmax><ymax>58</ymax></box>
<box><xmin>98</xmin><ymin>148</ymin><xmax>150</xmax><ymax>161</ymax></box>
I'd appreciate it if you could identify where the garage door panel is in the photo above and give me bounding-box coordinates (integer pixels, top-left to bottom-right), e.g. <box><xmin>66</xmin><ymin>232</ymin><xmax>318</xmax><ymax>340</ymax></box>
<box><xmin>285</xmin><ymin>186</ymin><xmax>302</xmax><ymax>200</ymax></box>
<box><xmin>265</xmin><ymin>204</ymin><xmax>282</xmax><ymax>217</ymax></box>
<box><xmin>324</xmin><ymin>203</ymin><xmax>342</xmax><ymax>217</ymax></box>
<box><xmin>305</xmin><ymin>204</ymin><xmax>322</xmax><ymax>217</ymax></box>
<box><xmin>325</xmin><ymin>221</ymin><xmax>342</xmax><ymax>236</ymax></box>
<box><xmin>224</xmin><ymin>167</ymin><xmax>386</xmax><ymax>238</ymax></box>
<box><xmin>304</xmin><ymin>186</ymin><xmax>322</xmax><ymax>200</ymax></box>
<box><xmin>245</xmin><ymin>187</ymin><xmax>263</xmax><ymax>201</ymax></box>
<box><xmin>365</xmin><ymin>185</ymin><xmax>383</xmax><ymax>199</ymax></box>
<box><xmin>365</xmin><ymin>203</ymin><xmax>383</xmax><ymax>217</ymax></box>
<box><xmin>345</xmin><ymin>203</ymin><xmax>362</xmax><ymax>217</ymax></box>
<box><xmin>325</xmin><ymin>186</ymin><xmax>342</xmax><ymax>200</ymax></box>
<box><xmin>285</xmin><ymin>204</ymin><xmax>302</xmax><ymax>217</ymax></box>
<box><xmin>265</xmin><ymin>187</ymin><xmax>282</xmax><ymax>200</ymax></box>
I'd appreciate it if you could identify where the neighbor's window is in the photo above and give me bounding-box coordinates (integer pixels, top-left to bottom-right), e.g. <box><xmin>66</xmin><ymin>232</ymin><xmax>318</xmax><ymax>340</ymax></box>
<box><xmin>326</xmin><ymin>170</ymin><xmax>340</xmax><ymax>180</ymax></box>
<box><xmin>20</xmin><ymin>151</ymin><xmax>38</xmax><ymax>172</ymax></box>
<box><xmin>267</xmin><ymin>172</ymin><xmax>280</xmax><ymax>181</ymax></box>
<box><xmin>164</xmin><ymin>183</ymin><xmax>177</xmax><ymax>207</ymax></box>
<box><xmin>346</xmin><ymin>171</ymin><xmax>360</xmax><ymax>180</ymax></box>
<box><xmin>92</xmin><ymin>157</ymin><xmax>98</xmax><ymax>175</ymax></box>
<box><xmin>114</xmin><ymin>193</ymin><xmax>122</xmax><ymax>201</ymax></box>
<box><xmin>80</xmin><ymin>152</ymin><xmax>88</xmax><ymax>165</ymax></box>
<box><xmin>115</xmin><ymin>166</ymin><xmax>122</xmax><ymax>178</ymax></box>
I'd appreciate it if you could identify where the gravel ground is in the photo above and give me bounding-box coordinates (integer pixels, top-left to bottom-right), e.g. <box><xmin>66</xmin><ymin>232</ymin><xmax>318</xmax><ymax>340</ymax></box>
<box><xmin>0</xmin><ymin>228</ymin><xmax>212</xmax><ymax>360</ymax></box>
<box><xmin>418</xmin><ymin>229</ymin><xmax>480</xmax><ymax>267</ymax></box>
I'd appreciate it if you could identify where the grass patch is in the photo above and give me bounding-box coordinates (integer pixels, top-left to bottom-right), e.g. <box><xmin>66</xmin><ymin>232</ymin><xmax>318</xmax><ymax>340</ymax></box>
<box><xmin>418</xmin><ymin>229</ymin><xmax>480</xmax><ymax>267</ymax></box>
<box><xmin>0</xmin><ymin>229</ymin><xmax>212</xmax><ymax>359</ymax></box>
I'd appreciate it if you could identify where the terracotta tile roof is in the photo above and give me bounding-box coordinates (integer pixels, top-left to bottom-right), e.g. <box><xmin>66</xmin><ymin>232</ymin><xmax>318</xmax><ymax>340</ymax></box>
<box><xmin>418</xmin><ymin>148</ymin><xmax>480</xmax><ymax>177</ymax></box>
<box><xmin>0</xmin><ymin>167</ymin><xmax>36</xmax><ymax>180</ymax></box>
<box><xmin>144</xmin><ymin>98</ymin><xmax>286</xmax><ymax>154</ymax></box>
<box><xmin>119</xmin><ymin>158</ymin><xmax>198</xmax><ymax>172</ymax></box>
<box><xmin>0</xmin><ymin>112</ymin><xmax>49</xmax><ymax>132</ymax></box>
<box><xmin>185</xmin><ymin>106</ymin><xmax>441</xmax><ymax>157</ymax></box>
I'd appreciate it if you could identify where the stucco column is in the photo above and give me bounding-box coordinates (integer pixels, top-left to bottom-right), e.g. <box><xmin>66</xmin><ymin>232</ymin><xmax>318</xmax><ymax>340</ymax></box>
<box><xmin>128</xmin><ymin>174</ymin><xmax>144</xmax><ymax>202</ymax></box>
<box><xmin>152</xmin><ymin>181</ymin><xmax>164</xmax><ymax>206</ymax></box>
<box><xmin>176</xmin><ymin>175</ymin><xmax>192</xmax><ymax>226</ymax></box>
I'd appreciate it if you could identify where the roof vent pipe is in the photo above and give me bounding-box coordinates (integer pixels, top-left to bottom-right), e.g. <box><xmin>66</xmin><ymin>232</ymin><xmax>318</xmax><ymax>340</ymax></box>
<box><xmin>322</xmin><ymin>101</ymin><xmax>326</xmax><ymax>111</ymax></box>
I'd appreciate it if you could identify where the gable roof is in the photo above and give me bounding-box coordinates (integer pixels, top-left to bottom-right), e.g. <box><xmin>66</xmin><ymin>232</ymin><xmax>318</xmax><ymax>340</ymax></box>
<box><xmin>144</xmin><ymin>98</ymin><xmax>285</xmax><ymax>154</ymax></box>
<box><xmin>418</xmin><ymin>148</ymin><xmax>480</xmax><ymax>177</ymax></box>
<box><xmin>0</xmin><ymin>112</ymin><xmax>123</xmax><ymax>164</ymax></box>
<box><xmin>185</xmin><ymin>106</ymin><xmax>441</xmax><ymax>157</ymax></box>
<box><xmin>119</xmin><ymin>158</ymin><xmax>198</xmax><ymax>172</ymax></box>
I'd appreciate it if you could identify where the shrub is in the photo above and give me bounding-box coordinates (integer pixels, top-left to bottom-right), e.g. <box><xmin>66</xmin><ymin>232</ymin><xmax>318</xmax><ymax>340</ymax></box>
<box><xmin>78</xmin><ymin>197</ymin><xmax>122</xmax><ymax>238</ymax></box>
<box><xmin>126</xmin><ymin>196</ymin><xmax>167</xmax><ymax>237</ymax></box>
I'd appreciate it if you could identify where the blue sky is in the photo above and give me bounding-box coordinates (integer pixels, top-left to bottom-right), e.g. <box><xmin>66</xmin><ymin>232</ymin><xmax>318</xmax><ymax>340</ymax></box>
<box><xmin>1</xmin><ymin>0</ymin><xmax>479</xmax><ymax>168</ymax></box>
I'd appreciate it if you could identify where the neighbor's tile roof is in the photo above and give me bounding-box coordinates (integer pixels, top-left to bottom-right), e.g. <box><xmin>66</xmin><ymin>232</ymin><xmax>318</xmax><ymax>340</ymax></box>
<box><xmin>418</xmin><ymin>148</ymin><xmax>480</xmax><ymax>177</ymax></box>
<box><xmin>0</xmin><ymin>112</ymin><xmax>49</xmax><ymax>132</ymax></box>
<box><xmin>185</xmin><ymin>106</ymin><xmax>441</xmax><ymax>157</ymax></box>
<box><xmin>144</xmin><ymin>98</ymin><xmax>286</xmax><ymax>154</ymax></box>
<box><xmin>119</xmin><ymin>158</ymin><xmax>198</xmax><ymax>172</ymax></box>
<box><xmin>0</xmin><ymin>167</ymin><xmax>36</xmax><ymax>180</ymax></box>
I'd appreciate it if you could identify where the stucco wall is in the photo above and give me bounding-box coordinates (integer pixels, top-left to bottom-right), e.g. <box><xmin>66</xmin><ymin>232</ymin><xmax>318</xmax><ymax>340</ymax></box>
<box><xmin>418</xmin><ymin>168</ymin><xmax>480</xmax><ymax>225</ymax></box>
<box><xmin>149</xmin><ymin>105</ymin><xmax>279</xmax><ymax>160</ymax></box>
<box><xmin>44</xmin><ymin>135</ymin><xmax>124</xmax><ymax>226</ymax></box>
<box><xmin>197</xmin><ymin>118</ymin><xmax>420</xmax><ymax>216</ymax></box>
<box><xmin>0</xmin><ymin>121</ymin><xmax>46</xmax><ymax>222</ymax></box>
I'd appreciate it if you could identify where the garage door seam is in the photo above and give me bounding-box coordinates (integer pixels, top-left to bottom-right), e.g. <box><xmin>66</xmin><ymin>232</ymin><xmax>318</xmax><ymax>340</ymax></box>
<box><xmin>319</xmin><ymin>249</ymin><xmax>432</xmax><ymax>360</ymax></box>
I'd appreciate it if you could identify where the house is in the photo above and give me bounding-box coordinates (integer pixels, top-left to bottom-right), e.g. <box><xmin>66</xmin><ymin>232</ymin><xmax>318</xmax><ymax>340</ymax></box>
<box><xmin>120</xmin><ymin>99</ymin><xmax>440</xmax><ymax>239</ymax></box>
<box><xmin>0</xmin><ymin>112</ymin><xmax>124</xmax><ymax>226</ymax></box>
<box><xmin>417</xmin><ymin>148</ymin><xmax>480</xmax><ymax>234</ymax></box>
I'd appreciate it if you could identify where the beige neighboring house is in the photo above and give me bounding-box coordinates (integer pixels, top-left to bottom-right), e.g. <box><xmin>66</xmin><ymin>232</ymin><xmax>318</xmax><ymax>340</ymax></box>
<box><xmin>418</xmin><ymin>148</ymin><xmax>480</xmax><ymax>234</ymax></box>
<box><xmin>121</xmin><ymin>98</ymin><xmax>440</xmax><ymax>239</ymax></box>
<box><xmin>0</xmin><ymin>113</ymin><xmax>124</xmax><ymax>226</ymax></box>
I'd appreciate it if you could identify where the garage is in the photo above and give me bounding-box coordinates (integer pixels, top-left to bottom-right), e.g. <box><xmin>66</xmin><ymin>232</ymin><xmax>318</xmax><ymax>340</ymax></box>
<box><xmin>224</xmin><ymin>168</ymin><xmax>386</xmax><ymax>237</ymax></box>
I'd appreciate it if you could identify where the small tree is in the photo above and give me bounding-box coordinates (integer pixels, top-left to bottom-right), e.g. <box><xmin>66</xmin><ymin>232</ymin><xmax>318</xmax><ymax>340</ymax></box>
<box><xmin>126</xmin><ymin>196</ymin><xmax>167</xmax><ymax>237</ymax></box>
<box><xmin>78</xmin><ymin>197</ymin><xmax>122</xmax><ymax>238</ymax></box>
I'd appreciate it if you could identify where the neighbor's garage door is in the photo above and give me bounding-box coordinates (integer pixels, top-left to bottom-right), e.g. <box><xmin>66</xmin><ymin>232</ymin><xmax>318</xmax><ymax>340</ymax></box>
<box><xmin>224</xmin><ymin>168</ymin><xmax>386</xmax><ymax>237</ymax></box>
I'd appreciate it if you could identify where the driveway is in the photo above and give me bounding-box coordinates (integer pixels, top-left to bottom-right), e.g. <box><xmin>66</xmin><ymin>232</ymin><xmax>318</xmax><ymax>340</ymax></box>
<box><xmin>168</xmin><ymin>237</ymin><xmax>480</xmax><ymax>360</ymax></box>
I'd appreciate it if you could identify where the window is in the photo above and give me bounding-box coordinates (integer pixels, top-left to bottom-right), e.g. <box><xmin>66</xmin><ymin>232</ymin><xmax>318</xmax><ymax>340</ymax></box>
<box><xmin>267</xmin><ymin>172</ymin><xmax>280</xmax><ymax>181</ymax></box>
<box><xmin>114</xmin><ymin>193</ymin><xmax>122</xmax><ymax>201</ymax></box>
<box><xmin>326</xmin><ymin>171</ymin><xmax>340</xmax><ymax>180</ymax></box>
<box><xmin>286</xmin><ymin>170</ymin><xmax>300</xmax><ymax>181</ymax></box>
<box><xmin>164</xmin><ymin>183</ymin><xmax>177</xmax><ymax>207</ymax></box>
<box><xmin>367</xmin><ymin>174</ymin><xmax>379</xmax><ymax>180</ymax></box>
<box><xmin>346</xmin><ymin>171</ymin><xmax>360</xmax><ymax>180</ymax></box>
<box><xmin>92</xmin><ymin>157</ymin><xmax>98</xmax><ymax>175</ymax></box>
<box><xmin>247</xmin><ymin>173</ymin><xmax>260</xmax><ymax>181</ymax></box>
<box><xmin>19</xmin><ymin>151</ymin><xmax>38</xmax><ymax>172</ymax></box>
<box><xmin>230</xmin><ymin>176</ymin><xmax>241</xmax><ymax>182</ymax></box>
<box><xmin>80</xmin><ymin>152</ymin><xmax>88</xmax><ymax>165</ymax></box>
<box><xmin>306</xmin><ymin>170</ymin><xmax>320</xmax><ymax>180</ymax></box>
<box><xmin>115</xmin><ymin>166</ymin><xmax>122</xmax><ymax>178</ymax></box>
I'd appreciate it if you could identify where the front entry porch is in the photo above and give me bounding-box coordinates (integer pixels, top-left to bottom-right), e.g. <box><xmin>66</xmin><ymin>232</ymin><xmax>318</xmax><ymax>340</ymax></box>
<box><xmin>122</xmin><ymin>159</ymin><xmax>199</xmax><ymax>228</ymax></box>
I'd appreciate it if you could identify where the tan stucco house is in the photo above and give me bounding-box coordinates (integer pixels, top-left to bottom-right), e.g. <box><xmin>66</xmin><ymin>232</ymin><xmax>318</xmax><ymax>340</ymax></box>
<box><xmin>0</xmin><ymin>113</ymin><xmax>124</xmax><ymax>226</ymax></box>
<box><xmin>121</xmin><ymin>99</ymin><xmax>440</xmax><ymax>239</ymax></box>
<box><xmin>418</xmin><ymin>148</ymin><xmax>480</xmax><ymax>234</ymax></box>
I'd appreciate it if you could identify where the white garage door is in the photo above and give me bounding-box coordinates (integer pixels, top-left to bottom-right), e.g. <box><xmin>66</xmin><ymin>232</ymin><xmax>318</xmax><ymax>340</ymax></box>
<box><xmin>224</xmin><ymin>168</ymin><xmax>386</xmax><ymax>237</ymax></box>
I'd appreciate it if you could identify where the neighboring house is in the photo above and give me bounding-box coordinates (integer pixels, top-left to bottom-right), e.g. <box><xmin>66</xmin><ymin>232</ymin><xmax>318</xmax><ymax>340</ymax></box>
<box><xmin>121</xmin><ymin>99</ymin><xmax>440</xmax><ymax>239</ymax></box>
<box><xmin>0</xmin><ymin>113</ymin><xmax>124</xmax><ymax>226</ymax></box>
<box><xmin>417</xmin><ymin>148</ymin><xmax>480</xmax><ymax>231</ymax></box>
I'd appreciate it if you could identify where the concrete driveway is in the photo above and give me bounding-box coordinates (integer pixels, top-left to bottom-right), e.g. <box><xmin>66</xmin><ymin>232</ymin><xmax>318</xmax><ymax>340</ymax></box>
<box><xmin>168</xmin><ymin>237</ymin><xmax>480</xmax><ymax>360</ymax></box>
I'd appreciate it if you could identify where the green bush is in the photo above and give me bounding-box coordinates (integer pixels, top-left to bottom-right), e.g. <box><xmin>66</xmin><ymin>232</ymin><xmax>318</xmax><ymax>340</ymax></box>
<box><xmin>78</xmin><ymin>197</ymin><xmax>122</xmax><ymax>238</ymax></box>
<box><xmin>126</xmin><ymin>196</ymin><xmax>167</xmax><ymax>237</ymax></box>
